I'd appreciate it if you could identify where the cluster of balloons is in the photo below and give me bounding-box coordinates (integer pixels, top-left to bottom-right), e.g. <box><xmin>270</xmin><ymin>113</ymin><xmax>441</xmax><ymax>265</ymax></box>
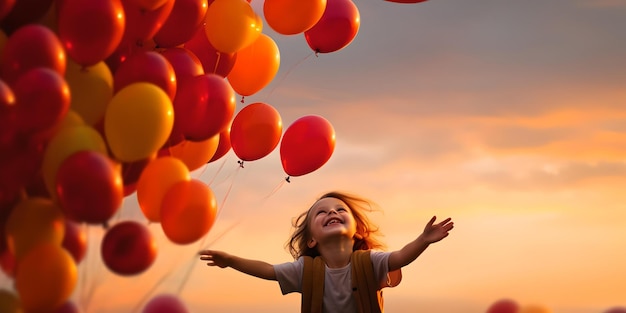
<box><xmin>0</xmin><ymin>0</ymin><xmax>426</xmax><ymax>312</ymax></box>
<box><xmin>486</xmin><ymin>298</ymin><xmax>626</xmax><ymax>313</ymax></box>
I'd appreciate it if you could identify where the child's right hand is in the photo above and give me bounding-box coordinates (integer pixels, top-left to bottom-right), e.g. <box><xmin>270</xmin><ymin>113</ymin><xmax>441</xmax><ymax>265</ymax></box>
<box><xmin>199</xmin><ymin>250</ymin><xmax>231</xmax><ymax>268</ymax></box>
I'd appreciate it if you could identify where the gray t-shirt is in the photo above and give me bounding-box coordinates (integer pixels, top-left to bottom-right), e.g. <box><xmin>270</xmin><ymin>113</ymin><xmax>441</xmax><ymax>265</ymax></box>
<box><xmin>274</xmin><ymin>251</ymin><xmax>402</xmax><ymax>313</ymax></box>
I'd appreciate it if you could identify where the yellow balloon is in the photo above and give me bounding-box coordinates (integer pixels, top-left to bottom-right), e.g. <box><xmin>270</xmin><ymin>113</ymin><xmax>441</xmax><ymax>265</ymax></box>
<box><xmin>204</xmin><ymin>0</ymin><xmax>262</xmax><ymax>53</ymax></box>
<box><xmin>227</xmin><ymin>33</ymin><xmax>280</xmax><ymax>96</ymax></box>
<box><xmin>15</xmin><ymin>243</ymin><xmax>77</xmax><ymax>313</ymax></box>
<box><xmin>136</xmin><ymin>156</ymin><xmax>190</xmax><ymax>222</ymax></box>
<box><xmin>5</xmin><ymin>198</ymin><xmax>65</xmax><ymax>262</ymax></box>
<box><xmin>105</xmin><ymin>83</ymin><xmax>174</xmax><ymax>162</ymax></box>
<box><xmin>164</xmin><ymin>135</ymin><xmax>219</xmax><ymax>171</ymax></box>
<box><xmin>42</xmin><ymin>124</ymin><xmax>108</xmax><ymax>197</ymax></box>
<box><xmin>0</xmin><ymin>289</ymin><xmax>22</xmax><ymax>313</ymax></box>
<box><xmin>65</xmin><ymin>60</ymin><xmax>113</xmax><ymax>125</ymax></box>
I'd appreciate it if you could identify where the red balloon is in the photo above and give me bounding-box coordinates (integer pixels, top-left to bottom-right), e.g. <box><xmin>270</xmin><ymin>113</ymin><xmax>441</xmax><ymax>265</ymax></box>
<box><xmin>230</xmin><ymin>102</ymin><xmax>282</xmax><ymax>162</ymax></box>
<box><xmin>153</xmin><ymin>0</ymin><xmax>208</xmax><ymax>48</ymax></box>
<box><xmin>121</xmin><ymin>155</ymin><xmax>155</xmax><ymax>196</ymax></box>
<box><xmin>114</xmin><ymin>50</ymin><xmax>177</xmax><ymax>101</ymax></box>
<box><xmin>61</xmin><ymin>220</ymin><xmax>87</xmax><ymax>264</ymax></box>
<box><xmin>159</xmin><ymin>47</ymin><xmax>204</xmax><ymax>84</ymax></box>
<box><xmin>208</xmin><ymin>128</ymin><xmax>231</xmax><ymax>163</ymax></box>
<box><xmin>304</xmin><ymin>0</ymin><xmax>360</xmax><ymax>54</ymax></box>
<box><xmin>280</xmin><ymin>115</ymin><xmax>335</xmax><ymax>177</ymax></box>
<box><xmin>184</xmin><ymin>27</ymin><xmax>237</xmax><ymax>77</ymax></box>
<box><xmin>0</xmin><ymin>0</ymin><xmax>54</xmax><ymax>33</ymax></box>
<box><xmin>605</xmin><ymin>308</ymin><xmax>626</xmax><ymax>313</ymax></box>
<box><xmin>486</xmin><ymin>299</ymin><xmax>519</xmax><ymax>313</ymax></box>
<box><xmin>101</xmin><ymin>220</ymin><xmax>157</xmax><ymax>275</ymax></box>
<box><xmin>57</xmin><ymin>0</ymin><xmax>126</xmax><ymax>67</ymax></box>
<box><xmin>0</xmin><ymin>79</ymin><xmax>16</xmax><ymax>147</ymax></box>
<box><xmin>54</xmin><ymin>301</ymin><xmax>80</xmax><ymax>313</ymax></box>
<box><xmin>0</xmin><ymin>134</ymin><xmax>45</xmax><ymax>197</ymax></box>
<box><xmin>143</xmin><ymin>294</ymin><xmax>188</xmax><ymax>313</ymax></box>
<box><xmin>55</xmin><ymin>150</ymin><xmax>124</xmax><ymax>224</ymax></box>
<box><xmin>121</xmin><ymin>0</ymin><xmax>175</xmax><ymax>43</ymax></box>
<box><xmin>105</xmin><ymin>37</ymin><xmax>156</xmax><ymax>73</ymax></box>
<box><xmin>0</xmin><ymin>0</ymin><xmax>15</xmax><ymax>21</ymax></box>
<box><xmin>173</xmin><ymin>74</ymin><xmax>236</xmax><ymax>141</ymax></box>
<box><xmin>1</xmin><ymin>24</ymin><xmax>66</xmax><ymax>85</ymax></box>
<box><xmin>13</xmin><ymin>68</ymin><xmax>71</xmax><ymax>135</ymax></box>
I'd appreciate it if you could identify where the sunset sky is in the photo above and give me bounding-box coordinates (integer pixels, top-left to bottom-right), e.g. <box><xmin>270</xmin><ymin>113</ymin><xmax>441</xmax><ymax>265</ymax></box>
<box><xmin>3</xmin><ymin>0</ymin><xmax>626</xmax><ymax>312</ymax></box>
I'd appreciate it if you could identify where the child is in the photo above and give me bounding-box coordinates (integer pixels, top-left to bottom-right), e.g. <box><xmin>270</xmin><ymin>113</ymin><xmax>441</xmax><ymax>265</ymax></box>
<box><xmin>199</xmin><ymin>191</ymin><xmax>454</xmax><ymax>312</ymax></box>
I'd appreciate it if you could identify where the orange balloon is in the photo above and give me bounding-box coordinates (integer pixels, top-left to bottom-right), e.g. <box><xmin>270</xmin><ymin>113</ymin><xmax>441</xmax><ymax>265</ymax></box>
<box><xmin>230</xmin><ymin>102</ymin><xmax>282</xmax><ymax>161</ymax></box>
<box><xmin>5</xmin><ymin>197</ymin><xmax>65</xmax><ymax>261</ymax></box>
<box><xmin>136</xmin><ymin>156</ymin><xmax>190</xmax><ymax>222</ymax></box>
<box><xmin>227</xmin><ymin>33</ymin><xmax>280</xmax><ymax>96</ymax></box>
<box><xmin>163</xmin><ymin>135</ymin><xmax>219</xmax><ymax>171</ymax></box>
<box><xmin>15</xmin><ymin>243</ymin><xmax>77</xmax><ymax>313</ymax></box>
<box><xmin>204</xmin><ymin>0</ymin><xmax>262</xmax><ymax>53</ymax></box>
<box><xmin>264</xmin><ymin>0</ymin><xmax>326</xmax><ymax>35</ymax></box>
<box><xmin>160</xmin><ymin>179</ymin><xmax>217</xmax><ymax>245</ymax></box>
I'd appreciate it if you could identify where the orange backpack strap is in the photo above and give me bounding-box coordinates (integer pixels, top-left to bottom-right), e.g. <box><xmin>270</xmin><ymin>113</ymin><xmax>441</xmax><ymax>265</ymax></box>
<box><xmin>351</xmin><ymin>250</ymin><xmax>384</xmax><ymax>313</ymax></box>
<box><xmin>301</xmin><ymin>256</ymin><xmax>325</xmax><ymax>313</ymax></box>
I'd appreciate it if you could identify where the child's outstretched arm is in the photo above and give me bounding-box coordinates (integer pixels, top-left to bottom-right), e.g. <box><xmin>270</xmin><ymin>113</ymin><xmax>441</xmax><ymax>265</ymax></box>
<box><xmin>388</xmin><ymin>216</ymin><xmax>454</xmax><ymax>271</ymax></box>
<box><xmin>199</xmin><ymin>250</ymin><xmax>277</xmax><ymax>281</ymax></box>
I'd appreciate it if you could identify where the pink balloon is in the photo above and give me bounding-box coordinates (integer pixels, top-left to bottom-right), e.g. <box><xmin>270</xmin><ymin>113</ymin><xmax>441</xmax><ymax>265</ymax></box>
<box><xmin>184</xmin><ymin>27</ymin><xmax>237</xmax><ymax>77</ymax></box>
<box><xmin>56</xmin><ymin>150</ymin><xmax>124</xmax><ymax>224</ymax></box>
<box><xmin>101</xmin><ymin>220</ymin><xmax>157</xmax><ymax>275</ymax></box>
<box><xmin>113</xmin><ymin>50</ymin><xmax>177</xmax><ymax>101</ymax></box>
<box><xmin>304</xmin><ymin>0</ymin><xmax>360</xmax><ymax>53</ymax></box>
<box><xmin>153</xmin><ymin>0</ymin><xmax>208</xmax><ymax>48</ymax></box>
<box><xmin>486</xmin><ymin>299</ymin><xmax>519</xmax><ymax>313</ymax></box>
<box><xmin>1</xmin><ymin>24</ymin><xmax>66</xmax><ymax>85</ymax></box>
<box><xmin>143</xmin><ymin>294</ymin><xmax>188</xmax><ymax>313</ymax></box>
<box><xmin>173</xmin><ymin>74</ymin><xmax>236</xmax><ymax>141</ymax></box>
<box><xmin>13</xmin><ymin>68</ymin><xmax>70</xmax><ymax>135</ymax></box>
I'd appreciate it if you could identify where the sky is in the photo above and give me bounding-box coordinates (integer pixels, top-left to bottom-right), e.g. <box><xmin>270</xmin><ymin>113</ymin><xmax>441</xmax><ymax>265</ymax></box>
<box><xmin>3</xmin><ymin>0</ymin><xmax>626</xmax><ymax>312</ymax></box>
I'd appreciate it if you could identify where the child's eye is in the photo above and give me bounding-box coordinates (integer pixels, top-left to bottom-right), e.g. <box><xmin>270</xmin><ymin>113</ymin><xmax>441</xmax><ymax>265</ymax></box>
<box><xmin>337</xmin><ymin>208</ymin><xmax>347</xmax><ymax>212</ymax></box>
<box><xmin>316</xmin><ymin>210</ymin><xmax>326</xmax><ymax>215</ymax></box>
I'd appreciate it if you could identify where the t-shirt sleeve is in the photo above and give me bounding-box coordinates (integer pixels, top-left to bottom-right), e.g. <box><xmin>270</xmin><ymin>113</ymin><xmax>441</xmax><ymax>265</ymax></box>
<box><xmin>273</xmin><ymin>257</ymin><xmax>304</xmax><ymax>295</ymax></box>
<box><xmin>370</xmin><ymin>251</ymin><xmax>402</xmax><ymax>289</ymax></box>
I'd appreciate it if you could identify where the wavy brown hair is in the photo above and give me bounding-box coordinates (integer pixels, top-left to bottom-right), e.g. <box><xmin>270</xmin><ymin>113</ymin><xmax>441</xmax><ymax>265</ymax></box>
<box><xmin>286</xmin><ymin>191</ymin><xmax>386</xmax><ymax>259</ymax></box>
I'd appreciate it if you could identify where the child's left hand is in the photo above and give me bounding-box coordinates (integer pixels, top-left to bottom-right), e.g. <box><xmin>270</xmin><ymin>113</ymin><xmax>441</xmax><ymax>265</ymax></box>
<box><xmin>421</xmin><ymin>216</ymin><xmax>454</xmax><ymax>244</ymax></box>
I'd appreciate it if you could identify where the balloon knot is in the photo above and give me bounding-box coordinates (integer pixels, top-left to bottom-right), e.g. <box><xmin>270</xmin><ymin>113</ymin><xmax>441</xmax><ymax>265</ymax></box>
<box><xmin>314</xmin><ymin>51</ymin><xmax>319</xmax><ymax>57</ymax></box>
<box><xmin>285</xmin><ymin>176</ymin><xmax>291</xmax><ymax>183</ymax></box>
<box><xmin>238</xmin><ymin>160</ymin><xmax>244</xmax><ymax>168</ymax></box>
<box><xmin>240</xmin><ymin>96</ymin><xmax>245</xmax><ymax>103</ymax></box>
<box><xmin>102</xmin><ymin>221</ymin><xmax>110</xmax><ymax>229</ymax></box>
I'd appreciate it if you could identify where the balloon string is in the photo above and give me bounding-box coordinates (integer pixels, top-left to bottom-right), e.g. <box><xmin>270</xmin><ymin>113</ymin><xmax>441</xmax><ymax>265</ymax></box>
<box><xmin>264</xmin><ymin>52</ymin><xmax>314</xmax><ymax>102</ymax></box>
<box><xmin>213</xmin><ymin>51</ymin><xmax>221</xmax><ymax>75</ymax></box>
<box><xmin>263</xmin><ymin>178</ymin><xmax>287</xmax><ymax>200</ymax></box>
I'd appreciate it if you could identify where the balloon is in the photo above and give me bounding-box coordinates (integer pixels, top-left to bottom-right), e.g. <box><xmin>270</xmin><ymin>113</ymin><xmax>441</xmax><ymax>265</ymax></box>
<box><xmin>105</xmin><ymin>37</ymin><xmax>156</xmax><ymax>73</ymax></box>
<box><xmin>13</xmin><ymin>67</ymin><xmax>71</xmax><ymax>135</ymax></box>
<box><xmin>0</xmin><ymin>0</ymin><xmax>16</xmax><ymax>21</ymax></box>
<box><xmin>121</xmin><ymin>155</ymin><xmax>156</xmax><ymax>196</ymax></box>
<box><xmin>136</xmin><ymin>156</ymin><xmax>190</xmax><ymax>222</ymax></box>
<box><xmin>101</xmin><ymin>220</ymin><xmax>157</xmax><ymax>275</ymax></box>
<box><xmin>0</xmin><ymin>134</ymin><xmax>45</xmax><ymax>198</ymax></box>
<box><xmin>0</xmin><ymin>79</ymin><xmax>16</xmax><ymax>147</ymax></box>
<box><xmin>57</xmin><ymin>0</ymin><xmax>125</xmax><ymax>66</ymax></box>
<box><xmin>487</xmin><ymin>299</ymin><xmax>519</xmax><ymax>313</ymax></box>
<box><xmin>15</xmin><ymin>243</ymin><xmax>76</xmax><ymax>313</ymax></box>
<box><xmin>120</xmin><ymin>0</ymin><xmax>175</xmax><ymax>43</ymax></box>
<box><xmin>204</xmin><ymin>0</ymin><xmax>262</xmax><ymax>54</ymax></box>
<box><xmin>143</xmin><ymin>294</ymin><xmax>188</xmax><ymax>313</ymax></box>
<box><xmin>160</xmin><ymin>179</ymin><xmax>217</xmax><ymax>245</ymax></box>
<box><xmin>113</xmin><ymin>51</ymin><xmax>177</xmax><ymax>101</ymax></box>
<box><xmin>160</xmin><ymin>135</ymin><xmax>219</xmax><ymax>171</ymax></box>
<box><xmin>605</xmin><ymin>307</ymin><xmax>626</xmax><ymax>313</ymax></box>
<box><xmin>208</xmin><ymin>128</ymin><xmax>231</xmax><ymax>163</ymax></box>
<box><xmin>230</xmin><ymin>102</ymin><xmax>282</xmax><ymax>162</ymax></box>
<box><xmin>280</xmin><ymin>115</ymin><xmax>336</xmax><ymax>177</ymax></box>
<box><xmin>304</xmin><ymin>0</ymin><xmax>360</xmax><ymax>53</ymax></box>
<box><xmin>5</xmin><ymin>197</ymin><xmax>65</xmax><ymax>261</ymax></box>
<box><xmin>0</xmin><ymin>0</ymin><xmax>54</xmax><ymax>34</ymax></box>
<box><xmin>0</xmin><ymin>249</ymin><xmax>16</xmax><ymax>278</ymax></box>
<box><xmin>42</xmin><ymin>124</ymin><xmax>108</xmax><ymax>198</ymax></box>
<box><xmin>65</xmin><ymin>60</ymin><xmax>114</xmax><ymax>126</ymax></box>
<box><xmin>518</xmin><ymin>305</ymin><xmax>552</xmax><ymax>313</ymax></box>
<box><xmin>1</xmin><ymin>24</ymin><xmax>65</xmax><ymax>85</ymax></box>
<box><xmin>264</xmin><ymin>0</ymin><xmax>326</xmax><ymax>35</ymax></box>
<box><xmin>55</xmin><ymin>301</ymin><xmax>81</xmax><ymax>313</ymax></box>
<box><xmin>173</xmin><ymin>74</ymin><xmax>235</xmax><ymax>141</ymax></box>
<box><xmin>0</xmin><ymin>289</ymin><xmax>20</xmax><ymax>313</ymax></box>
<box><xmin>127</xmin><ymin>0</ymin><xmax>169</xmax><ymax>11</ymax></box>
<box><xmin>61</xmin><ymin>220</ymin><xmax>87</xmax><ymax>264</ymax></box>
<box><xmin>56</xmin><ymin>150</ymin><xmax>124</xmax><ymax>224</ymax></box>
<box><xmin>159</xmin><ymin>47</ymin><xmax>204</xmax><ymax>84</ymax></box>
<box><xmin>104</xmin><ymin>82</ymin><xmax>174</xmax><ymax>162</ymax></box>
<box><xmin>184</xmin><ymin>27</ymin><xmax>236</xmax><ymax>77</ymax></box>
<box><xmin>154</xmin><ymin>0</ymin><xmax>208</xmax><ymax>48</ymax></box>
<box><xmin>227</xmin><ymin>33</ymin><xmax>280</xmax><ymax>97</ymax></box>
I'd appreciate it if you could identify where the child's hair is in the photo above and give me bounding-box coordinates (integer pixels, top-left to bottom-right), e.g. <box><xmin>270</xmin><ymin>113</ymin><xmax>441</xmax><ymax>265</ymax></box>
<box><xmin>286</xmin><ymin>191</ymin><xmax>386</xmax><ymax>259</ymax></box>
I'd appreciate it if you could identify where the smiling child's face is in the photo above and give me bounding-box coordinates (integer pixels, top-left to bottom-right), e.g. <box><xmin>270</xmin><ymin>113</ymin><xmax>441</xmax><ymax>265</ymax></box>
<box><xmin>307</xmin><ymin>197</ymin><xmax>357</xmax><ymax>248</ymax></box>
